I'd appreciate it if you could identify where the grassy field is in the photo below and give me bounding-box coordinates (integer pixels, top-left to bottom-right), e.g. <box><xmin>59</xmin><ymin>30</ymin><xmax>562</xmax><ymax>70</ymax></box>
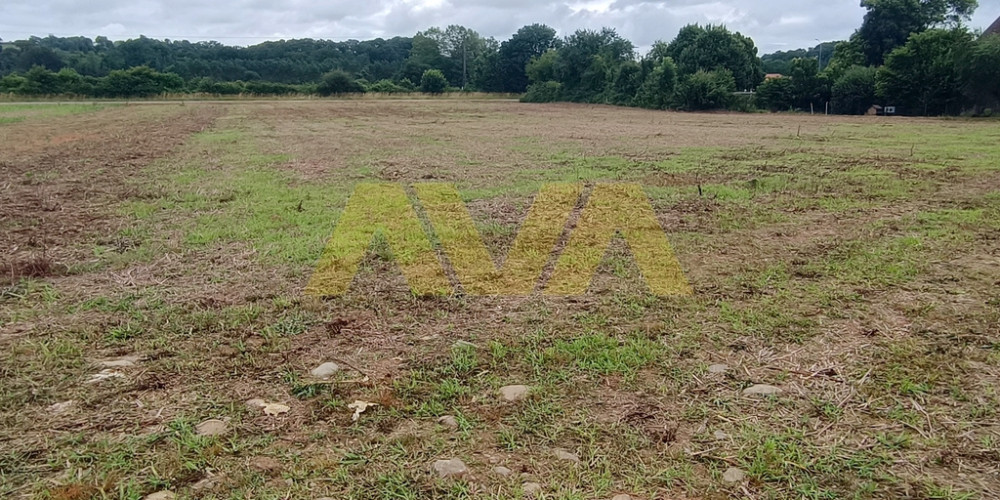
<box><xmin>1</xmin><ymin>100</ymin><xmax>998</xmax><ymax>500</ymax></box>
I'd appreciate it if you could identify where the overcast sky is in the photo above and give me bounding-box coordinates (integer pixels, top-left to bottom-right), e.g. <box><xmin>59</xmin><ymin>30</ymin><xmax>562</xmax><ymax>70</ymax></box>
<box><xmin>2</xmin><ymin>0</ymin><xmax>999</xmax><ymax>54</ymax></box>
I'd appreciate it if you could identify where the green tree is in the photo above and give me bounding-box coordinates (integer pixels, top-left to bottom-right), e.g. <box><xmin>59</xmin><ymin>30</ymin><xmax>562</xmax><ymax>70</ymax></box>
<box><xmin>755</xmin><ymin>77</ymin><xmax>794</xmax><ymax>111</ymax></box>
<box><xmin>526</xmin><ymin>50</ymin><xmax>559</xmax><ymax>84</ymax></box>
<box><xmin>402</xmin><ymin>34</ymin><xmax>447</xmax><ymax>83</ymax></box>
<box><xmin>497</xmin><ymin>24</ymin><xmax>559</xmax><ymax>92</ymax></box>
<box><xmin>876</xmin><ymin>28</ymin><xmax>973</xmax><ymax>115</ymax></box>
<box><xmin>420</xmin><ymin>25</ymin><xmax>490</xmax><ymax>88</ymax></box>
<box><xmin>824</xmin><ymin>40</ymin><xmax>867</xmax><ymax>82</ymax></box>
<box><xmin>368</xmin><ymin>79</ymin><xmax>407</xmax><ymax>93</ymax></box>
<box><xmin>521</xmin><ymin>81</ymin><xmax>562</xmax><ymax>102</ymax></box>
<box><xmin>959</xmin><ymin>34</ymin><xmax>1000</xmax><ymax>113</ymax></box>
<box><xmin>832</xmin><ymin>66</ymin><xmax>878</xmax><ymax>114</ymax></box>
<box><xmin>788</xmin><ymin>57</ymin><xmax>830</xmax><ymax>110</ymax></box>
<box><xmin>665</xmin><ymin>24</ymin><xmax>763</xmax><ymax>90</ymax></box>
<box><xmin>22</xmin><ymin>65</ymin><xmax>60</xmax><ymax>94</ymax></box>
<box><xmin>634</xmin><ymin>57</ymin><xmax>678</xmax><ymax>109</ymax></box>
<box><xmin>855</xmin><ymin>0</ymin><xmax>977</xmax><ymax>65</ymax></box>
<box><xmin>673</xmin><ymin>69</ymin><xmax>736</xmax><ymax>110</ymax></box>
<box><xmin>317</xmin><ymin>69</ymin><xmax>364</xmax><ymax>95</ymax></box>
<box><xmin>609</xmin><ymin>60</ymin><xmax>642</xmax><ymax>105</ymax></box>
<box><xmin>554</xmin><ymin>28</ymin><xmax>634</xmax><ymax>102</ymax></box>
<box><xmin>420</xmin><ymin>69</ymin><xmax>448</xmax><ymax>93</ymax></box>
<box><xmin>98</xmin><ymin>66</ymin><xmax>184</xmax><ymax>97</ymax></box>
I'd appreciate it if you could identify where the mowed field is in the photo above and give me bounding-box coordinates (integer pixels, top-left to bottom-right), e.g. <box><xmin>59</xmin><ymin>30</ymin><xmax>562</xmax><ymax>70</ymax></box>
<box><xmin>1</xmin><ymin>100</ymin><xmax>999</xmax><ymax>500</ymax></box>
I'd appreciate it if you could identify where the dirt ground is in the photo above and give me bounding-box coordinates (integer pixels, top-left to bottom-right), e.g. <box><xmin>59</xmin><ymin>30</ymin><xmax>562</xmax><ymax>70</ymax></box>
<box><xmin>1</xmin><ymin>100</ymin><xmax>998</xmax><ymax>500</ymax></box>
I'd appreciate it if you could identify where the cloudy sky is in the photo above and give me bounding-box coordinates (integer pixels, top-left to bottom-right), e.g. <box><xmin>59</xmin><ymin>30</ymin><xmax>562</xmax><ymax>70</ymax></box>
<box><xmin>2</xmin><ymin>0</ymin><xmax>999</xmax><ymax>53</ymax></box>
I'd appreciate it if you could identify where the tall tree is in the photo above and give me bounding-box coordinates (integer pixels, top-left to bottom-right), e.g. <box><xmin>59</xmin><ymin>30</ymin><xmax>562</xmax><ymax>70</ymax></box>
<box><xmin>554</xmin><ymin>28</ymin><xmax>634</xmax><ymax>101</ymax></box>
<box><xmin>665</xmin><ymin>24</ymin><xmax>763</xmax><ymax>90</ymax></box>
<box><xmin>958</xmin><ymin>34</ymin><xmax>1000</xmax><ymax>112</ymax></box>
<box><xmin>876</xmin><ymin>28</ymin><xmax>974</xmax><ymax>115</ymax></box>
<box><xmin>419</xmin><ymin>26</ymin><xmax>489</xmax><ymax>89</ymax></box>
<box><xmin>855</xmin><ymin>0</ymin><xmax>977</xmax><ymax>65</ymax></box>
<box><xmin>497</xmin><ymin>24</ymin><xmax>559</xmax><ymax>92</ymax></box>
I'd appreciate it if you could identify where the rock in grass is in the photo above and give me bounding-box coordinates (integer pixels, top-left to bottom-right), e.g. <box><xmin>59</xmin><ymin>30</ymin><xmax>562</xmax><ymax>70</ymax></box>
<box><xmin>708</xmin><ymin>363</ymin><xmax>728</xmax><ymax>374</ymax></box>
<box><xmin>499</xmin><ymin>385</ymin><xmax>530</xmax><ymax>402</ymax></box>
<box><xmin>742</xmin><ymin>384</ymin><xmax>782</xmax><ymax>396</ymax></box>
<box><xmin>310</xmin><ymin>362</ymin><xmax>340</xmax><ymax>379</ymax></box>
<box><xmin>251</xmin><ymin>456</ymin><xmax>282</xmax><ymax>474</ymax></box>
<box><xmin>432</xmin><ymin>458</ymin><xmax>469</xmax><ymax>478</ymax></box>
<box><xmin>714</xmin><ymin>430</ymin><xmax>729</xmax><ymax>440</ymax></box>
<box><xmin>245</xmin><ymin>398</ymin><xmax>266</xmax><ymax>409</ymax></box>
<box><xmin>492</xmin><ymin>466</ymin><xmax>512</xmax><ymax>477</ymax></box>
<box><xmin>554</xmin><ymin>448</ymin><xmax>580</xmax><ymax>463</ymax></box>
<box><xmin>195</xmin><ymin>419</ymin><xmax>229</xmax><ymax>436</ymax></box>
<box><xmin>100</xmin><ymin>355</ymin><xmax>141</xmax><ymax>368</ymax></box>
<box><xmin>48</xmin><ymin>400</ymin><xmax>76</xmax><ymax>414</ymax></box>
<box><xmin>723</xmin><ymin>466</ymin><xmax>746</xmax><ymax>483</ymax></box>
<box><xmin>612</xmin><ymin>495</ymin><xmax>634</xmax><ymax>500</ymax></box>
<box><xmin>522</xmin><ymin>482</ymin><xmax>543</xmax><ymax>497</ymax></box>
<box><xmin>437</xmin><ymin>415</ymin><xmax>459</xmax><ymax>429</ymax></box>
<box><xmin>143</xmin><ymin>492</ymin><xmax>177</xmax><ymax>500</ymax></box>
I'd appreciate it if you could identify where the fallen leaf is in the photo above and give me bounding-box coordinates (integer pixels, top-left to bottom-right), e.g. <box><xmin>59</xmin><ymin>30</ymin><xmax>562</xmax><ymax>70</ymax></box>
<box><xmin>348</xmin><ymin>400</ymin><xmax>377</xmax><ymax>421</ymax></box>
<box><xmin>262</xmin><ymin>403</ymin><xmax>290</xmax><ymax>416</ymax></box>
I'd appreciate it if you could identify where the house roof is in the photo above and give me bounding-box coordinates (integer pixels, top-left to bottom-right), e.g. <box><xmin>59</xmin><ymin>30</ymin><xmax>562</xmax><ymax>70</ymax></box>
<box><xmin>985</xmin><ymin>14</ymin><xmax>1000</xmax><ymax>37</ymax></box>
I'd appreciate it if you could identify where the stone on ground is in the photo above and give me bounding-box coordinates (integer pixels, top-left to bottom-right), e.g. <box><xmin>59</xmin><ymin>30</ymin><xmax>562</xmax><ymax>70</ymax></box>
<box><xmin>492</xmin><ymin>465</ymin><xmax>512</xmax><ymax>477</ymax></box>
<box><xmin>143</xmin><ymin>492</ymin><xmax>176</xmax><ymax>500</ymax></box>
<box><xmin>245</xmin><ymin>398</ymin><xmax>266</xmax><ymax>409</ymax></box>
<box><xmin>310</xmin><ymin>362</ymin><xmax>340</xmax><ymax>379</ymax></box>
<box><xmin>723</xmin><ymin>466</ymin><xmax>746</xmax><ymax>483</ymax></box>
<box><xmin>522</xmin><ymin>482</ymin><xmax>543</xmax><ymax>497</ymax></box>
<box><xmin>713</xmin><ymin>430</ymin><xmax>728</xmax><ymax>440</ymax></box>
<box><xmin>100</xmin><ymin>355</ymin><xmax>142</xmax><ymax>368</ymax></box>
<box><xmin>194</xmin><ymin>418</ymin><xmax>229</xmax><ymax>436</ymax></box>
<box><xmin>499</xmin><ymin>385</ymin><xmax>530</xmax><ymax>402</ymax></box>
<box><xmin>48</xmin><ymin>400</ymin><xmax>76</xmax><ymax>414</ymax></box>
<box><xmin>612</xmin><ymin>495</ymin><xmax>634</xmax><ymax>500</ymax></box>
<box><xmin>436</xmin><ymin>415</ymin><xmax>459</xmax><ymax>429</ymax></box>
<box><xmin>432</xmin><ymin>458</ymin><xmax>469</xmax><ymax>478</ymax></box>
<box><xmin>742</xmin><ymin>384</ymin><xmax>782</xmax><ymax>396</ymax></box>
<box><xmin>554</xmin><ymin>448</ymin><xmax>580</xmax><ymax>463</ymax></box>
<box><xmin>250</xmin><ymin>456</ymin><xmax>282</xmax><ymax>473</ymax></box>
<box><xmin>708</xmin><ymin>363</ymin><xmax>728</xmax><ymax>374</ymax></box>
<box><xmin>195</xmin><ymin>419</ymin><xmax>229</xmax><ymax>436</ymax></box>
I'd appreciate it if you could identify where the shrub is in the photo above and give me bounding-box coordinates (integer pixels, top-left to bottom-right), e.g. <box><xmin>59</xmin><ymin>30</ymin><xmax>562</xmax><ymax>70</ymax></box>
<box><xmin>634</xmin><ymin>58</ymin><xmax>678</xmax><ymax>110</ymax></box>
<box><xmin>755</xmin><ymin>77</ymin><xmax>794</xmax><ymax>111</ymax></box>
<box><xmin>673</xmin><ymin>69</ymin><xmax>736</xmax><ymax>111</ymax></box>
<box><xmin>521</xmin><ymin>81</ymin><xmax>563</xmax><ymax>102</ymax></box>
<box><xmin>368</xmin><ymin>79</ymin><xmax>407</xmax><ymax>93</ymax></box>
<box><xmin>419</xmin><ymin>69</ymin><xmax>448</xmax><ymax>94</ymax></box>
<box><xmin>832</xmin><ymin>66</ymin><xmax>877</xmax><ymax>115</ymax></box>
<box><xmin>317</xmin><ymin>69</ymin><xmax>364</xmax><ymax>96</ymax></box>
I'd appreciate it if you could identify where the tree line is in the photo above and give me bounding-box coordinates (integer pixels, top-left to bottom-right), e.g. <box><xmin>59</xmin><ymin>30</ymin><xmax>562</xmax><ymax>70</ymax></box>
<box><xmin>754</xmin><ymin>0</ymin><xmax>999</xmax><ymax>115</ymax></box>
<box><xmin>1</xmin><ymin>2</ymin><xmax>997</xmax><ymax>115</ymax></box>
<box><xmin>520</xmin><ymin>1</ymin><xmax>998</xmax><ymax>115</ymax></box>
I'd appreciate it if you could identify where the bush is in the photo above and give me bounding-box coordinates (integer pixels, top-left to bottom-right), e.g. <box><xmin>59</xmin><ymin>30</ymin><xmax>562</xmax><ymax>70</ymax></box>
<box><xmin>419</xmin><ymin>69</ymin><xmax>448</xmax><ymax>94</ymax></box>
<box><xmin>831</xmin><ymin>66</ymin><xmax>877</xmax><ymax>115</ymax></box>
<box><xmin>673</xmin><ymin>70</ymin><xmax>736</xmax><ymax>111</ymax></box>
<box><xmin>367</xmin><ymin>79</ymin><xmax>407</xmax><ymax>93</ymax></box>
<box><xmin>755</xmin><ymin>77</ymin><xmax>794</xmax><ymax>111</ymax></box>
<box><xmin>634</xmin><ymin>58</ymin><xmax>678</xmax><ymax>109</ymax></box>
<box><xmin>317</xmin><ymin>70</ymin><xmax>364</xmax><ymax>96</ymax></box>
<box><xmin>98</xmin><ymin>66</ymin><xmax>184</xmax><ymax>97</ymax></box>
<box><xmin>244</xmin><ymin>80</ymin><xmax>300</xmax><ymax>95</ymax></box>
<box><xmin>521</xmin><ymin>81</ymin><xmax>563</xmax><ymax>102</ymax></box>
